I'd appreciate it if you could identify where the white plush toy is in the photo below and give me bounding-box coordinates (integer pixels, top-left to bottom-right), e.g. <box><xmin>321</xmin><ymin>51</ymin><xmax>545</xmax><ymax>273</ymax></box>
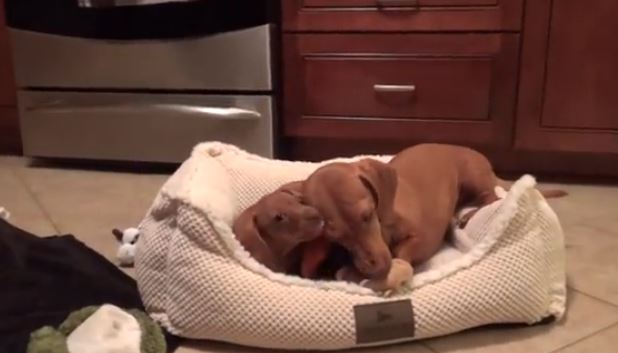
<box><xmin>0</xmin><ymin>207</ymin><xmax>10</xmax><ymax>220</ymax></box>
<box><xmin>112</xmin><ymin>228</ymin><xmax>140</xmax><ymax>267</ymax></box>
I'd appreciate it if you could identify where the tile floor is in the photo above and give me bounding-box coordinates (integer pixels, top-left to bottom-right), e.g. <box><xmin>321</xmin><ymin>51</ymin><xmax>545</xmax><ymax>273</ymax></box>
<box><xmin>1</xmin><ymin>156</ymin><xmax>618</xmax><ymax>353</ymax></box>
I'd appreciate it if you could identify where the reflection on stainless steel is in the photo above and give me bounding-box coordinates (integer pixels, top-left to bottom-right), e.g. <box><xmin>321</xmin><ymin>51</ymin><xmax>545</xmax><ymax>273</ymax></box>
<box><xmin>18</xmin><ymin>91</ymin><xmax>273</xmax><ymax>162</ymax></box>
<box><xmin>26</xmin><ymin>102</ymin><xmax>262</xmax><ymax>121</ymax></box>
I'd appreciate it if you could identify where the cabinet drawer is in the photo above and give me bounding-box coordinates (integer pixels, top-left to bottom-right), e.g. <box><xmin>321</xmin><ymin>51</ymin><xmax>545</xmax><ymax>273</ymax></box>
<box><xmin>305</xmin><ymin>57</ymin><xmax>491</xmax><ymax>121</ymax></box>
<box><xmin>283</xmin><ymin>33</ymin><xmax>520</xmax><ymax>147</ymax></box>
<box><xmin>283</xmin><ymin>0</ymin><xmax>523</xmax><ymax>32</ymax></box>
<box><xmin>304</xmin><ymin>0</ymin><xmax>497</xmax><ymax>7</ymax></box>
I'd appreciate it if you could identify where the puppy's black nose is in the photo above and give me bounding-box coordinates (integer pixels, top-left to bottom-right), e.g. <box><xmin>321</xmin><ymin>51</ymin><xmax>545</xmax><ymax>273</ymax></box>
<box><xmin>370</xmin><ymin>265</ymin><xmax>390</xmax><ymax>280</ymax></box>
<box><xmin>355</xmin><ymin>252</ymin><xmax>392</xmax><ymax>280</ymax></box>
<box><xmin>368</xmin><ymin>253</ymin><xmax>392</xmax><ymax>279</ymax></box>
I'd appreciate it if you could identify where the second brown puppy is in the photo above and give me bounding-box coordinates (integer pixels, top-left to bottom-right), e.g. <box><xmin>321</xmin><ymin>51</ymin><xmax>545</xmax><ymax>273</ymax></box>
<box><xmin>233</xmin><ymin>181</ymin><xmax>325</xmax><ymax>274</ymax></box>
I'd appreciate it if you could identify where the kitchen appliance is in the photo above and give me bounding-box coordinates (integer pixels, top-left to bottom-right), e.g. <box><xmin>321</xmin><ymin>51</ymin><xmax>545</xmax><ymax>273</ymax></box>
<box><xmin>5</xmin><ymin>0</ymin><xmax>277</xmax><ymax>162</ymax></box>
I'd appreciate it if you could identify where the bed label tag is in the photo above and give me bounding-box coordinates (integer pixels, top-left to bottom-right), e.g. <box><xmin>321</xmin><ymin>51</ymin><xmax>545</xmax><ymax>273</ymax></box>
<box><xmin>353</xmin><ymin>299</ymin><xmax>415</xmax><ymax>344</ymax></box>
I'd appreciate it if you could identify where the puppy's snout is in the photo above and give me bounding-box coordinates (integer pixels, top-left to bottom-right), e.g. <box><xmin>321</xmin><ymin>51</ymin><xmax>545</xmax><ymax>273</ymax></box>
<box><xmin>369</xmin><ymin>252</ymin><xmax>392</xmax><ymax>279</ymax></box>
<box><xmin>356</xmin><ymin>250</ymin><xmax>392</xmax><ymax>279</ymax></box>
<box><xmin>306</xmin><ymin>210</ymin><xmax>322</xmax><ymax>223</ymax></box>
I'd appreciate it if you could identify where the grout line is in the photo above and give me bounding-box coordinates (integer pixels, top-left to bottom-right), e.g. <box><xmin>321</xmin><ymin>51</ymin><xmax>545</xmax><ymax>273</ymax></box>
<box><xmin>581</xmin><ymin>222</ymin><xmax>618</xmax><ymax>238</ymax></box>
<box><xmin>570</xmin><ymin>287</ymin><xmax>618</xmax><ymax>309</ymax></box>
<box><xmin>423</xmin><ymin>288</ymin><xmax>618</xmax><ymax>353</ymax></box>
<box><xmin>9</xmin><ymin>167</ymin><xmax>62</xmax><ymax>234</ymax></box>
<box><xmin>562</xmin><ymin>216</ymin><xmax>616</xmax><ymax>232</ymax></box>
<box><xmin>547</xmin><ymin>322</ymin><xmax>618</xmax><ymax>353</ymax></box>
<box><xmin>421</xmin><ymin>342</ymin><xmax>440</xmax><ymax>353</ymax></box>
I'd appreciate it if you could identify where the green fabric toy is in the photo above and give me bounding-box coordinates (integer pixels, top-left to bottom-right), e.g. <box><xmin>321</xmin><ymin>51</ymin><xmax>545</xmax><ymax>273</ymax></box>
<box><xmin>28</xmin><ymin>305</ymin><xmax>166</xmax><ymax>353</ymax></box>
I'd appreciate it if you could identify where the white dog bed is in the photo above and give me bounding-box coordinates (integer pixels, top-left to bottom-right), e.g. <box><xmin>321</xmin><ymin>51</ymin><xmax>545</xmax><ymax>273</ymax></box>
<box><xmin>135</xmin><ymin>142</ymin><xmax>567</xmax><ymax>350</ymax></box>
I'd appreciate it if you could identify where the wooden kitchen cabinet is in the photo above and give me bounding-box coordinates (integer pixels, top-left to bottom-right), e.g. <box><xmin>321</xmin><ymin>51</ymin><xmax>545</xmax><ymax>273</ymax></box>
<box><xmin>283</xmin><ymin>0</ymin><xmax>523</xmax><ymax>32</ymax></box>
<box><xmin>0</xmin><ymin>0</ymin><xmax>15</xmax><ymax>106</ymax></box>
<box><xmin>283</xmin><ymin>33</ymin><xmax>520</xmax><ymax>148</ymax></box>
<box><xmin>0</xmin><ymin>0</ymin><xmax>20</xmax><ymax>154</ymax></box>
<box><xmin>282</xmin><ymin>0</ymin><xmax>522</xmax><ymax>149</ymax></box>
<box><xmin>281</xmin><ymin>0</ymin><xmax>618</xmax><ymax>176</ymax></box>
<box><xmin>515</xmin><ymin>0</ymin><xmax>618</xmax><ymax>154</ymax></box>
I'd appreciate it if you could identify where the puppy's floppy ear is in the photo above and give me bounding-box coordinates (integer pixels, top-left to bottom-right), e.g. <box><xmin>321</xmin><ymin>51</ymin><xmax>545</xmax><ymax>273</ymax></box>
<box><xmin>232</xmin><ymin>207</ymin><xmax>281</xmax><ymax>271</ymax></box>
<box><xmin>355</xmin><ymin>158</ymin><xmax>398</xmax><ymax>221</ymax></box>
<box><xmin>278</xmin><ymin>180</ymin><xmax>304</xmax><ymax>199</ymax></box>
<box><xmin>112</xmin><ymin>228</ymin><xmax>124</xmax><ymax>243</ymax></box>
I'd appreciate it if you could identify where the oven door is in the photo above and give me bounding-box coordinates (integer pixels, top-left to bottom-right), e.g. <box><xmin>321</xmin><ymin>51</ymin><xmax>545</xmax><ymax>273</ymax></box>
<box><xmin>5</xmin><ymin>0</ymin><xmax>276</xmax><ymax>91</ymax></box>
<box><xmin>9</xmin><ymin>26</ymin><xmax>273</xmax><ymax>91</ymax></box>
<box><xmin>18</xmin><ymin>91</ymin><xmax>274</xmax><ymax>162</ymax></box>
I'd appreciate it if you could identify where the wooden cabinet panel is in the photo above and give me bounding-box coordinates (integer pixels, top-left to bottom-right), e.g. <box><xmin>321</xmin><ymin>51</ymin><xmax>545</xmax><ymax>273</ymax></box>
<box><xmin>303</xmin><ymin>0</ymin><xmax>498</xmax><ymax>7</ymax></box>
<box><xmin>0</xmin><ymin>38</ymin><xmax>16</xmax><ymax>107</ymax></box>
<box><xmin>283</xmin><ymin>0</ymin><xmax>523</xmax><ymax>32</ymax></box>
<box><xmin>283</xmin><ymin>33</ymin><xmax>520</xmax><ymax>148</ymax></box>
<box><xmin>304</xmin><ymin>56</ymin><xmax>492</xmax><ymax>121</ymax></box>
<box><xmin>542</xmin><ymin>1</ymin><xmax>618</xmax><ymax>131</ymax></box>
<box><xmin>515</xmin><ymin>0</ymin><xmax>618</xmax><ymax>154</ymax></box>
<box><xmin>0</xmin><ymin>107</ymin><xmax>20</xmax><ymax>154</ymax></box>
<box><xmin>0</xmin><ymin>0</ymin><xmax>16</xmax><ymax>107</ymax></box>
<box><xmin>1</xmin><ymin>0</ymin><xmax>20</xmax><ymax>154</ymax></box>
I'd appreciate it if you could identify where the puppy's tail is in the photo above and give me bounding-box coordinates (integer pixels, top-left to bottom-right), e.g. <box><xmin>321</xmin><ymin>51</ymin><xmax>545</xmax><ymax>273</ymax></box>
<box><xmin>497</xmin><ymin>179</ymin><xmax>568</xmax><ymax>199</ymax></box>
<box><xmin>539</xmin><ymin>189</ymin><xmax>569</xmax><ymax>198</ymax></box>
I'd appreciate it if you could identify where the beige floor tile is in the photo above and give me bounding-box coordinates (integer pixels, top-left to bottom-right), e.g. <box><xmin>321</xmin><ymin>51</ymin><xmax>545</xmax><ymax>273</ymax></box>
<box><xmin>175</xmin><ymin>340</ymin><xmax>433</xmax><ymax>353</ymax></box>
<box><xmin>540</xmin><ymin>183</ymin><xmax>618</xmax><ymax>228</ymax></box>
<box><xmin>424</xmin><ymin>290</ymin><xmax>618</xmax><ymax>353</ymax></box>
<box><xmin>0</xmin><ymin>164</ymin><xmax>57</xmax><ymax>235</ymax></box>
<box><xmin>563</xmin><ymin>224</ymin><xmax>618</xmax><ymax>306</ymax></box>
<box><xmin>555</xmin><ymin>323</ymin><xmax>618</xmax><ymax>353</ymax></box>
<box><xmin>13</xmin><ymin>165</ymin><xmax>170</xmax><ymax>263</ymax></box>
<box><xmin>583</xmin><ymin>211</ymin><xmax>618</xmax><ymax>234</ymax></box>
<box><xmin>0</xmin><ymin>155</ymin><xmax>32</xmax><ymax>168</ymax></box>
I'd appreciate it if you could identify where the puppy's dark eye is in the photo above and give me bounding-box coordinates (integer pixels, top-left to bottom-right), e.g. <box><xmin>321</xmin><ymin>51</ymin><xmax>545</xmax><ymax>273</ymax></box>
<box><xmin>273</xmin><ymin>213</ymin><xmax>286</xmax><ymax>223</ymax></box>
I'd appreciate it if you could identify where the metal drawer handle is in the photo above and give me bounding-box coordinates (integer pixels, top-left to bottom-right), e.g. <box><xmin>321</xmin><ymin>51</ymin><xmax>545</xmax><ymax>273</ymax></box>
<box><xmin>376</xmin><ymin>0</ymin><xmax>418</xmax><ymax>7</ymax></box>
<box><xmin>373</xmin><ymin>84</ymin><xmax>417</xmax><ymax>93</ymax></box>
<box><xmin>26</xmin><ymin>102</ymin><xmax>262</xmax><ymax>120</ymax></box>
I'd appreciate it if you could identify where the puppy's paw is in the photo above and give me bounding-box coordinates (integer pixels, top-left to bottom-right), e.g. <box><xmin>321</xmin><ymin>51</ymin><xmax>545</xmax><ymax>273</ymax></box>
<box><xmin>362</xmin><ymin>259</ymin><xmax>414</xmax><ymax>293</ymax></box>
<box><xmin>336</xmin><ymin>260</ymin><xmax>414</xmax><ymax>295</ymax></box>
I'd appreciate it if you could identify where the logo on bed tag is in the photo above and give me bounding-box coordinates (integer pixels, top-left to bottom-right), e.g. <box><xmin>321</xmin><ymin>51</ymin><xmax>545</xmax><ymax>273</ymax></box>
<box><xmin>353</xmin><ymin>299</ymin><xmax>415</xmax><ymax>344</ymax></box>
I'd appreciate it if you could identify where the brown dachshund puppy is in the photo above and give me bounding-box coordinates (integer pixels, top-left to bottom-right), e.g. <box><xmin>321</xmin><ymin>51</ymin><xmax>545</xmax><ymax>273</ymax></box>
<box><xmin>233</xmin><ymin>181</ymin><xmax>325</xmax><ymax>274</ymax></box>
<box><xmin>302</xmin><ymin>159</ymin><xmax>398</xmax><ymax>279</ymax></box>
<box><xmin>300</xmin><ymin>145</ymin><xmax>567</xmax><ymax>285</ymax></box>
<box><xmin>386</xmin><ymin>143</ymin><xmax>567</xmax><ymax>267</ymax></box>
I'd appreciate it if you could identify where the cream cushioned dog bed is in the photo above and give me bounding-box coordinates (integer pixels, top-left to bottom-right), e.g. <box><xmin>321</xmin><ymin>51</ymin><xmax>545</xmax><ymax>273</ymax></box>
<box><xmin>135</xmin><ymin>142</ymin><xmax>567</xmax><ymax>351</ymax></box>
